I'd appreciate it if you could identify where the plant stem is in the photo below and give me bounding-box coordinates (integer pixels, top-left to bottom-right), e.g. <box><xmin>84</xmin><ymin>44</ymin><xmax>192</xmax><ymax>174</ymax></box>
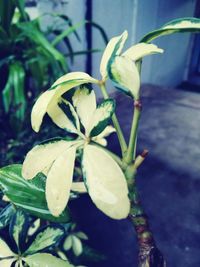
<box><xmin>126</xmin><ymin>152</ymin><xmax>166</xmax><ymax>267</ymax></box>
<box><xmin>99</xmin><ymin>82</ymin><xmax>128</xmax><ymax>157</ymax></box>
<box><xmin>124</xmin><ymin>100</ymin><xmax>142</xmax><ymax>164</ymax></box>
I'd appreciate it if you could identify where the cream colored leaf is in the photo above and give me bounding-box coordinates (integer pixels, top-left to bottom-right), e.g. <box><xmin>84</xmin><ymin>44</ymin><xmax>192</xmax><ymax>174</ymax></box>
<box><xmin>71</xmin><ymin>182</ymin><xmax>87</xmax><ymax>193</ymax></box>
<box><xmin>47</xmin><ymin>98</ymin><xmax>79</xmax><ymax>133</ymax></box>
<box><xmin>162</xmin><ymin>19</ymin><xmax>200</xmax><ymax>30</ymax></box>
<box><xmin>22</xmin><ymin>140</ymin><xmax>75</xmax><ymax>180</ymax></box>
<box><xmin>100</xmin><ymin>31</ymin><xmax>128</xmax><ymax>80</ymax></box>
<box><xmin>51</xmin><ymin>72</ymin><xmax>98</xmax><ymax>88</ymax></box>
<box><xmin>24</xmin><ymin>253</ymin><xmax>74</xmax><ymax>267</ymax></box>
<box><xmin>72</xmin><ymin>87</ymin><xmax>96</xmax><ymax>133</ymax></box>
<box><xmin>123</xmin><ymin>43</ymin><xmax>164</xmax><ymax>61</ymax></box>
<box><xmin>82</xmin><ymin>145</ymin><xmax>130</xmax><ymax>219</ymax></box>
<box><xmin>0</xmin><ymin>259</ymin><xmax>15</xmax><ymax>267</ymax></box>
<box><xmin>46</xmin><ymin>146</ymin><xmax>76</xmax><ymax>217</ymax></box>
<box><xmin>31</xmin><ymin>72</ymin><xmax>98</xmax><ymax>133</ymax></box>
<box><xmin>109</xmin><ymin>55</ymin><xmax>140</xmax><ymax>99</ymax></box>
<box><xmin>0</xmin><ymin>237</ymin><xmax>15</xmax><ymax>257</ymax></box>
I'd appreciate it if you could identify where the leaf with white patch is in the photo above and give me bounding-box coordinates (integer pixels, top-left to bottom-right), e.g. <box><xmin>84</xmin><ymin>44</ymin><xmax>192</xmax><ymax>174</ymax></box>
<box><xmin>47</xmin><ymin>98</ymin><xmax>79</xmax><ymax>134</ymax></box>
<box><xmin>140</xmin><ymin>17</ymin><xmax>200</xmax><ymax>43</ymax></box>
<box><xmin>24</xmin><ymin>253</ymin><xmax>74</xmax><ymax>267</ymax></box>
<box><xmin>87</xmin><ymin>99</ymin><xmax>115</xmax><ymax>137</ymax></box>
<box><xmin>46</xmin><ymin>146</ymin><xmax>76</xmax><ymax>217</ymax></box>
<box><xmin>22</xmin><ymin>139</ymin><xmax>76</xmax><ymax>180</ymax></box>
<box><xmin>25</xmin><ymin>226</ymin><xmax>64</xmax><ymax>255</ymax></box>
<box><xmin>82</xmin><ymin>145</ymin><xmax>130</xmax><ymax>219</ymax></box>
<box><xmin>100</xmin><ymin>31</ymin><xmax>128</xmax><ymax>80</ymax></box>
<box><xmin>123</xmin><ymin>43</ymin><xmax>164</xmax><ymax>61</ymax></box>
<box><xmin>0</xmin><ymin>238</ymin><xmax>15</xmax><ymax>258</ymax></box>
<box><xmin>31</xmin><ymin>72</ymin><xmax>98</xmax><ymax>133</ymax></box>
<box><xmin>72</xmin><ymin>86</ymin><xmax>96</xmax><ymax>133</ymax></box>
<box><xmin>108</xmin><ymin>56</ymin><xmax>140</xmax><ymax>99</ymax></box>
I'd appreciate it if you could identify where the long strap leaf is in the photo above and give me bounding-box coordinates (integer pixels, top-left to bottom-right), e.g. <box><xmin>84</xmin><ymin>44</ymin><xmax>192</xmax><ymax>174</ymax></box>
<box><xmin>140</xmin><ymin>17</ymin><xmax>200</xmax><ymax>43</ymax></box>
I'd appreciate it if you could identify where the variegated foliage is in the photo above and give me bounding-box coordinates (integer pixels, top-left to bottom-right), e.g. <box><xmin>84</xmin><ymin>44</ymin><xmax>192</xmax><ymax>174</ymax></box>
<box><xmin>0</xmin><ymin>210</ymin><xmax>74</xmax><ymax>267</ymax></box>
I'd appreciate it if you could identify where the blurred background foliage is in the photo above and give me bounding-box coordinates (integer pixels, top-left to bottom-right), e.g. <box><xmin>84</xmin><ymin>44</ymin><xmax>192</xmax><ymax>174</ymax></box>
<box><xmin>0</xmin><ymin>0</ymin><xmax>107</xmax><ymax>166</ymax></box>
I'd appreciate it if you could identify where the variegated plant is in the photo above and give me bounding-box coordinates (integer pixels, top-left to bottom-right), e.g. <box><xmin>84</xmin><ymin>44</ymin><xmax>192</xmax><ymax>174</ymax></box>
<box><xmin>0</xmin><ymin>210</ymin><xmax>75</xmax><ymax>267</ymax></box>
<box><xmin>0</xmin><ymin>17</ymin><xmax>200</xmax><ymax>267</ymax></box>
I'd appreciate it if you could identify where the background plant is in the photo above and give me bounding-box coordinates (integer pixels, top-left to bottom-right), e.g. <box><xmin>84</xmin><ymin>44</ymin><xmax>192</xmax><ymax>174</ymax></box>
<box><xmin>0</xmin><ymin>0</ymin><xmax>107</xmax><ymax>166</ymax></box>
<box><xmin>0</xmin><ymin>17</ymin><xmax>200</xmax><ymax>267</ymax></box>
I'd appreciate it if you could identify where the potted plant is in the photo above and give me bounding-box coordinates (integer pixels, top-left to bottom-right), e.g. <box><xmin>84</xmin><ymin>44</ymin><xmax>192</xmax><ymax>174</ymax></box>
<box><xmin>0</xmin><ymin>17</ymin><xmax>200</xmax><ymax>267</ymax></box>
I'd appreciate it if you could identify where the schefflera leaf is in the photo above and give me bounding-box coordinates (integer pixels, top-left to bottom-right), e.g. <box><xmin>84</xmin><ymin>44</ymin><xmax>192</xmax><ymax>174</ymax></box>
<box><xmin>9</xmin><ymin>210</ymin><xmax>28</xmax><ymax>252</ymax></box>
<box><xmin>22</xmin><ymin>138</ymin><xmax>76</xmax><ymax>179</ymax></box>
<box><xmin>25</xmin><ymin>226</ymin><xmax>64</xmax><ymax>255</ymax></box>
<box><xmin>0</xmin><ymin>165</ymin><xmax>70</xmax><ymax>223</ymax></box>
<box><xmin>72</xmin><ymin>85</ymin><xmax>96</xmax><ymax>133</ymax></box>
<box><xmin>82</xmin><ymin>145</ymin><xmax>130</xmax><ymax>219</ymax></box>
<box><xmin>140</xmin><ymin>17</ymin><xmax>200</xmax><ymax>43</ymax></box>
<box><xmin>100</xmin><ymin>30</ymin><xmax>128</xmax><ymax>80</ymax></box>
<box><xmin>123</xmin><ymin>43</ymin><xmax>164</xmax><ymax>61</ymax></box>
<box><xmin>46</xmin><ymin>146</ymin><xmax>76</xmax><ymax>217</ymax></box>
<box><xmin>88</xmin><ymin>99</ymin><xmax>115</xmax><ymax>137</ymax></box>
<box><xmin>108</xmin><ymin>55</ymin><xmax>140</xmax><ymax>99</ymax></box>
<box><xmin>24</xmin><ymin>253</ymin><xmax>74</xmax><ymax>267</ymax></box>
<box><xmin>31</xmin><ymin>72</ymin><xmax>98</xmax><ymax>133</ymax></box>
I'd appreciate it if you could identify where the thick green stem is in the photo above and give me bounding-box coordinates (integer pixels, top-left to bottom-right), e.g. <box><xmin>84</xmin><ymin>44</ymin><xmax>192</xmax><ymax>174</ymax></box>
<box><xmin>124</xmin><ymin>100</ymin><xmax>142</xmax><ymax>164</ymax></box>
<box><xmin>99</xmin><ymin>83</ymin><xmax>128</xmax><ymax>157</ymax></box>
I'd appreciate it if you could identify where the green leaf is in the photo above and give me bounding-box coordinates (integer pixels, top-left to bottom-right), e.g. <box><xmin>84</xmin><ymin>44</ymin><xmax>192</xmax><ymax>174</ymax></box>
<box><xmin>51</xmin><ymin>21</ymin><xmax>87</xmax><ymax>47</ymax></box>
<box><xmin>0</xmin><ymin>165</ymin><xmax>70</xmax><ymax>223</ymax></box>
<box><xmin>82</xmin><ymin>145</ymin><xmax>130</xmax><ymax>219</ymax></box>
<box><xmin>2</xmin><ymin>72</ymin><xmax>13</xmax><ymax>113</ymax></box>
<box><xmin>17</xmin><ymin>21</ymin><xmax>67</xmax><ymax>71</ymax></box>
<box><xmin>9</xmin><ymin>210</ymin><xmax>27</xmax><ymax>251</ymax></box>
<box><xmin>14</xmin><ymin>0</ymin><xmax>28</xmax><ymax>21</ymax></box>
<box><xmin>24</xmin><ymin>253</ymin><xmax>74</xmax><ymax>267</ymax></box>
<box><xmin>100</xmin><ymin>30</ymin><xmax>128</xmax><ymax>80</ymax></box>
<box><xmin>0</xmin><ymin>204</ymin><xmax>16</xmax><ymax>229</ymax></box>
<box><xmin>89</xmin><ymin>99</ymin><xmax>115</xmax><ymax>137</ymax></box>
<box><xmin>140</xmin><ymin>17</ymin><xmax>200</xmax><ymax>43</ymax></box>
<box><xmin>25</xmin><ymin>226</ymin><xmax>64</xmax><ymax>255</ymax></box>
<box><xmin>0</xmin><ymin>0</ymin><xmax>15</xmax><ymax>32</ymax></box>
<box><xmin>108</xmin><ymin>55</ymin><xmax>140</xmax><ymax>99</ymax></box>
<box><xmin>22</xmin><ymin>139</ymin><xmax>76</xmax><ymax>180</ymax></box>
<box><xmin>11</xmin><ymin>61</ymin><xmax>26</xmax><ymax>120</ymax></box>
<box><xmin>46</xmin><ymin>146</ymin><xmax>76</xmax><ymax>217</ymax></box>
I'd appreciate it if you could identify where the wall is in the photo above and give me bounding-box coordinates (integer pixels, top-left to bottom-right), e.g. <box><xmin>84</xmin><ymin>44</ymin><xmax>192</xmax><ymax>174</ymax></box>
<box><xmin>31</xmin><ymin>0</ymin><xmax>197</xmax><ymax>89</ymax></box>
